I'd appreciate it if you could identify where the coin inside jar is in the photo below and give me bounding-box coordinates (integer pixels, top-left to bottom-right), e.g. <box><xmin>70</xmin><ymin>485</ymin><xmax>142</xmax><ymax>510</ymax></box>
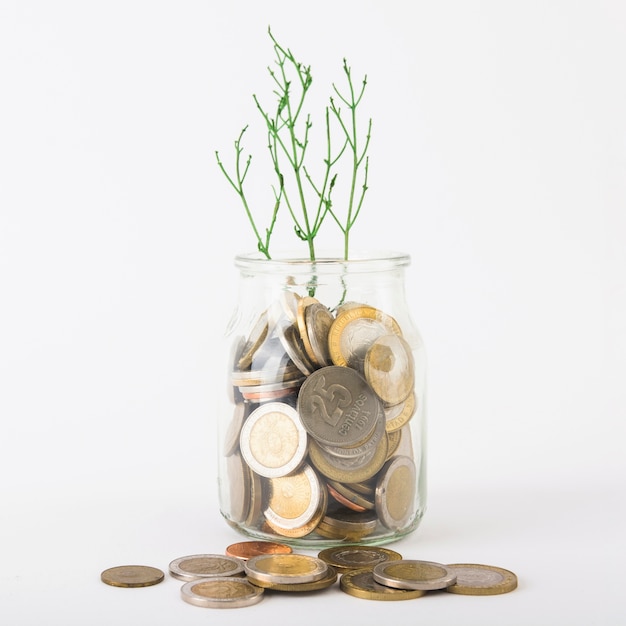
<box><xmin>375</xmin><ymin>455</ymin><xmax>416</xmax><ymax>530</ymax></box>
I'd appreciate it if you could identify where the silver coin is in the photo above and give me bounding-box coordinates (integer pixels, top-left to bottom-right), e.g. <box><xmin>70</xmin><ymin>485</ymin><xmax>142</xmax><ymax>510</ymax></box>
<box><xmin>244</xmin><ymin>553</ymin><xmax>328</xmax><ymax>585</ymax></box>
<box><xmin>169</xmin><ymin>554</ymin><xmax>245</xmax><ymax>582</ymax></box>
<box><xmin>180</xmin><ymin>577</ymin><xmax>264</xmax><ymax>608</ymax></box>
<box><xmin>297</xmin><ymin>365</ymin><xmax>381</xmax><ymax>448</ymax></box>
<box><xmin>372</xmin><ymin>560</ymin><xmax>457</xmax><ymax>591</ymax></box>
<box><xmin>239</xmin><ymin>402</ymin><xmax>308</xmax><ymax>478</ymax></box>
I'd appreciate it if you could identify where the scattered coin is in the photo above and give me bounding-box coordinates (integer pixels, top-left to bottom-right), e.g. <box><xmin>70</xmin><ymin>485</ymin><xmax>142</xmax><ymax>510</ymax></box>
<box><xmin>180</xmin><ymin>577</ymin><xmax>264</xmax><ymax>608</ymax></box>
<box><xmin>100</xmin><ymin>565</ymin><xmax>164</xmax><ymax>588</ymax></box>
<box><xmin>244</xmin><ymin>553</ymin><xmax>328</xmax><ymax>585</ymax></box>
<box><xmin>225</xmin><ymin>540</ymin><xmax>293</xmax><ymax>560</ymax></box>
<box><xmin>445</xmin><ymin>563</ymin><xmax>518</xmax><ymax>595</ymax></box>
<box><xmin>318</xmin><ymin>545</ymin><xmax>403</xmax><ymax>573</ymax></box>
<box><xmin>169</xmin><ymin>554</ymin><xmax>244</xmax><ymax>582</ymax></box>
<box><xmin>340</xmin><ymin>568</ymin><xmax>426</xmax><ymax>601</ymax></box>
<box><xmin>246</xmin><ymin>565</ymin><xmax>338</xmax><ymax>592</ymax></box>
<box><xmin>372</xmin><ymin>559</ymin><xmax>457</xmax><ymax>591</ymax></box>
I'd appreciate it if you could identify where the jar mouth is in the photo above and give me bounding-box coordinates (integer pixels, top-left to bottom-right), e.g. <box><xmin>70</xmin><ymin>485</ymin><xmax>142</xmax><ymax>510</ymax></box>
<box><xmin>235</xmin><ymin>250</ymin><xmax>411</xmax><ymax>273</ymax></box>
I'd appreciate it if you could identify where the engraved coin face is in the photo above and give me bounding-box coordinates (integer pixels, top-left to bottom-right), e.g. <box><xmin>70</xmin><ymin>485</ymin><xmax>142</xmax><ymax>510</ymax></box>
<box><xmin>318</xmin><ymin>546</ymin><xmax>403</xmax><ymax>572</ymax></box>
<box><xmin>100</xmin><ymin>565</ymin><xmax>164</xmax><ymax>588</ymax></box>
<box><xmin>340</xmin><ymin>569</ymin><xmax>425</xmax><ymax>601</ymax></box>
<box><xmin>244</xmin><ymin>553</ymin><xmax>328</xmax><ymax>585</ymax></box>
<box><xmin>169</xmin><ymin>554</ymin><xmax>245</xmax><ymax>582</ymax></box>
<box><xmin>225</xmin><ymin>541</ymin><xmax>293</xmax><ymax>560</ymax></box>
<box><xmin>328</xmin><ymin>305</ymin><xmax>402</xmax><ymax>372</ymax></box>
<box><xmin>384</xmin><ymin>393</ymin><xmax>416</xmax><ymax>433</ymax></box>
<box><xmin>445</xmin><ymin>564</ymin><xmax>518</xmax><ymax>595</ymax></box>
<box><xmin>297</xmin><ymin>366</ymin><xmax>382</xmax><ymax>448</ymax></box>
<box><xmin>375</xmin><ymin>455</ymin><xmax>416</xmax><ymax>530</ymax></box>
<box><xmin>180</xmin><ymin>577</ymin><xmax>264</xmax><ymax>608</ymax></box>
<box><xmin>372</xmin><ymin>560</ymin><xmax>457</xmax><ymax>591</ymax></box>
<box><xmin>239</xmin><ymin>402</ymin><xmax>308</xmax><ymax>478</ymax></box>
<box><xmin>364</xmin><ymin>334</ymin><xmax>415</xmax><ymax>406</ymax></box>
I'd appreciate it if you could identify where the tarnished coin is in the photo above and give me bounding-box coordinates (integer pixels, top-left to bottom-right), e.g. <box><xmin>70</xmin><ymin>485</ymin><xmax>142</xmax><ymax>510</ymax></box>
<box><xmin>375</xmin><ymin>455</ymin><xmax>416</xmax><ymax>530</ymax></box>
<box><xmin>169</xmin><ymin>554</ymin><xmax>244</xmax><ymax>582</ymax></box>
<box><xmin>318</xmin><ymin>545</ymin><xmax>403</xmax><ymax>573</ymax></box>
<box><xmin>340</xmin><ymin>569</ymin><xmax>426</xmax><ymax>601</ymax></box>
<box><xmin>328</xmin><ymin>305</ymin><xmax>402</xmax><ymax>371</ymax></box>
<box><xmin>297</xmin><ymin>366</ymin><xmax>382</xmax><ymax>448</ymax></box>
<box><xmin>247</xmin><ymin>565</ymin><xmax>338</xmax><ymax>592</ymax></box>
<box><xmin>244</xmin><ymin>553</ymin><xmax>328</xmax><ymax>585</ymax></box>
<box><xmin>364</xmin><ymin>334</ymin><xmax>415</xmax><ymax>405</ymax></box>
<box><xmin>445</xmin><ymin>564</ymin><xmax>518</xmax><ymax>595</ymax></box>
<box><xmin>100</xmin><ymin>565</ymin><xmax>164</xmax><ymax>588</ymax></box>
<box><xmin>180</xmin><ymin>577</ymin><xmax>264</xmax><ymax>608</ymax></box>
<box><xmin>372</xmin><ymin>560</ymin><xmax>457</xmax><ymax>591</ymax></box>
<box><xmin>225</xmin><ymin>540</ymin><xmax>293</xmax><ymax>561</ymax></box>
<box><xmin>239</xmin><ymin>402</ymin><xmax>308</xmax><ymax>478</ymax></box>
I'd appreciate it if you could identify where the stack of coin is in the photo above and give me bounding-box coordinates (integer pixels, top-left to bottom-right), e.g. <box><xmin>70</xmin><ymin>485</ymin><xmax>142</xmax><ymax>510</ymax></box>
<box><xmin>223</xmin><ymin>296</ymin><xmax>420</xmax><ymax>543</ymax></box>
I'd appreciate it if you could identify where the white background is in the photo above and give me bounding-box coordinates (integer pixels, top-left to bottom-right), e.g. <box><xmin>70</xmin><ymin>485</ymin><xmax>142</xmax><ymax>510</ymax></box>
<box><xmin>1</xmin><ymin>1</ymin><xmax>625</xmax><ymax>624</ymax></box>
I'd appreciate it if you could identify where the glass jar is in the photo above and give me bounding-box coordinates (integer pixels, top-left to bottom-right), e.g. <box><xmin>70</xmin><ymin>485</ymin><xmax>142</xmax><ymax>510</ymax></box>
<box><xmin>217</xmin><ymin>251</ymin><xmax>427</xmax><ymax>548</ymax></box>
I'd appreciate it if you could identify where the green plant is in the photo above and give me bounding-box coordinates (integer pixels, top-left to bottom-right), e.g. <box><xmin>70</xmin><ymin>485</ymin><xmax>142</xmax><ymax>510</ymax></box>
<box><xmin>215</xmin><ymin>27</ymin><xmax>371</xmax><ymax>261</ymax></box>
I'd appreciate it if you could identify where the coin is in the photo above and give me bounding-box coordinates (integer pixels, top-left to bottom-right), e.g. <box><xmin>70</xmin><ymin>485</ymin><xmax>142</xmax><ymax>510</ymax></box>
<box><xmin>372</xmin><ymin>560</ymin><xmax>457</xmax><ymax>591</ymax></box>
<box><xmin>328</xmin><ymin>305</ymin><xmax>402</xmax><ymax>371</ymax></box>
<box><xmin>445</xmin><ymin>564</ymin><xmax>518</xmax><ymax>595</ymax></box>
<box><xmin>225</xmin><ymin>540</ymin><xmax>293</xmax><ymax>560</ymax></box>
<box><xmin>316</xmin><ymin>506</ymin><xmax>378</xmax><ymax>541</ymax></box>
<box><xmin>180</xmin><ymin>577</ymin><xmax>264</xmax><ymax>608</ymax></box>
<box><xmin>100</xmin><ymin>565</ymin><xmax>164</xmax><ymax>588</ymax></box>
<box><xmin>318</xmin><ymin>545</ymin><xmax>403</xmax><ymax>573</ymax></box>
<box><xmin>297</xmin><ymin>365</ymin><xmax>381</xmax><ymax>448</ymax></box>
<box><xmin>244</xmin><ymin>553</ymin><xmax>328</xmax><ymax>585</ymax></box>
<box><xmin>169</xmin><ymin>554</ymin><xmax>245</xmax><ymax>581</ymax></box>
<box><xmin>223</xmin><ymin>402</ymin><xmax>249</xmax><ymax>457</ymax></box>
<box><xmin>246</xmin><ymin>565</ymin><xmax>338</xmax><ymax>592</ymax></box>
<box><xmin>226</xmin><ymin>451</ymin><xmax>251</xmax><ymax>524</ymax></box>
<box><xmin>375</xmin><ymin>455</ymin><xmax>416</xmax><ymax>530</ymax></box>
<box><xmin>303</xmin><ymin>301</ymin><xmax>334</xmax><ymax>367</ymax></box>
<box><xmin>383</xmin><ymin>391</ymin><xmax>417</xmax><ymax>433</ymax></box>
<box><xmin>276</xmin><ymin>322</ymin><xmax>315</xmax><ymax>376</ymax></box>
<box><xmin>239</xmin><ymin>402</ymin><xmax>308</xmax><ymax>478</ymax></box>
<box><xmin>340</xmin><ymin>569</ymin><xmax>426</xmax><ymax>601</ymax></box>
<box><xmin>237</xmin><ymin>313</ymin><xmax>269</xmax><ymax>371</ymax></box>
<box><xmin>326</xmin><ymin>480</ymin><xmax>375</xmax><ymax>511</ymax></box>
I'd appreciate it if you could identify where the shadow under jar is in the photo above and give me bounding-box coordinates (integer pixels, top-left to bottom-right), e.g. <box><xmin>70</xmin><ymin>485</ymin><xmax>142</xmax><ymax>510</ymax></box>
<box><xmin>218</xmin><ymin>251</ymin><xmax>427</xmax><ymax>548</ymax></box>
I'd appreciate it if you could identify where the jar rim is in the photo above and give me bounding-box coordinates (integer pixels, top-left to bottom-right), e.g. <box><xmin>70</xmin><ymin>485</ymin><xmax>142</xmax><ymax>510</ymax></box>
<box><xmin>234</xmin><ymin>250</ymin><xmax>411</xmax><ymax>273</ymax></box>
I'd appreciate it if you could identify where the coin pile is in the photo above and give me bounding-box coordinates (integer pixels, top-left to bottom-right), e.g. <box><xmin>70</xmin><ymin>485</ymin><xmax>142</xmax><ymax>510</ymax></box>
<box><xmin>224</xmin><ymin>293</ymin><xmax>421</xmax><ymax>542</ymax></box>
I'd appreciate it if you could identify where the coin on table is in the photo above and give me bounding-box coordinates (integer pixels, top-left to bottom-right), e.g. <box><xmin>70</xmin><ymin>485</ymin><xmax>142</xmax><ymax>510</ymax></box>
<box><xmin>445</xmin><ymin>563</ymin><xmax>518</xmax><ymax>595</ymax></box>
<box><xmin>340</xmin><ymin>568</ymin><xmax>426</xmax><ymax>601</ymax></box>
<box><xmin>225</xmin><ymin>540</ymin><xmax>293</xmax><ymax>560</ymax></box>
<box><xmin>239</xmin><ymin>401</ymin><xmax>308</xmax><ymax>478</ymax></box>
<box><xmin>364</xmin><ymin>334</ymin><xmax>415</xmax><ymax>406</ymax></box>
<box><xmin>326</xmin><ymin>480</ymin><xmax>375</xmax><ymax>511</ymax></box>
<box><xmin>375</xmin><ymin>455</ymin><xmax>416</xmax><ymax>530</ymax></box>
<box><xmin>247</xmin><ymin>565</ymin><xmax>338</xmax><ymax>592</ymax></box>
<box><xmin>169</xmin><ymin>554</ymin><xmax>245</xmax><ymax>582</ymax></box>
<box><xmin>180</xmin><ymin>577</ymin><xmax>264</xmax><ymax>608</ymax></box>
<box><xmin>318</xmin><ymin>545</ymin><xmax>403</xmax><ymax>573</ymax></box>
<box><xmin>328</xmin><ymin>305</ymin><xmax>402</xmax><ymax>371</ymax></box>
<box><xmin>244</xmin><ymin>553</ymin><xmax>328</xmax><ymax>585</ymax></box>
<box><xmin>372</xmin><ymin>560</ymin><xmax>457</xmax><ymax>591</ymax></box>
<box><xmin>297</xmin><ymin>365</ymin><xmax>381</xmax><ymax>448</ymax></box>
<box><xmin>100</xmin><ymin>565</ymin><xmax>164</xmax><ymax>588</ymax></box>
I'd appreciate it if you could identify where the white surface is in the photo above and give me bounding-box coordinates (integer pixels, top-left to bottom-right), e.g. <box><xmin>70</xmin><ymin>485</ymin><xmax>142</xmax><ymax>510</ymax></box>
<box><xmin>1</xmin><ymin>1</ymin><xmax>624</xmax><ymax>624</ymax></box>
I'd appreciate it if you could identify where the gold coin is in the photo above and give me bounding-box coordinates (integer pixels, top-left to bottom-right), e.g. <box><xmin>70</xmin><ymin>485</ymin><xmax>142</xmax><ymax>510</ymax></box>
<box><xmin>327</xmin><ymin>480</ymin><xmax>375</xmax><ymax>510</ymax></box>
<box><xmin>225</xmin><ymin>540</ymin><xmax>293</xmax><ymax>560</ymax></box>
<box><xmin>328</xmin><ymin>305</ymin><xmax>402</xmax><ymax>371</ymax></box>
<box><xmin>304</xmin><ymin>301</ymin><xmax>334</xmax><ymax>367</ymax></box>
<box><xmin>372</xmin><ymin>560</ymin><xmax>457</xmax><ymax>591</ymax></box>
<box><xmin>364</xmin><ymin>334</ymin><xmax>415</xmax><ymax>406</ymax></box>
<box><xmin>180</xmin><ymin>577</ymin><xmax>264</xmax><ymax>608</ymax></box>
<box><xmin>445</xmin><ymin>564</ymin><xmax>518</xmax><ymax>595</ymax></box>
<box><xmin>340</xmin><ymin>568</ymin><xmax>425</xmax><ymax>601</ymax></box>
<box><xmin>237</xmin><ymin>313</ymin><xmax>269</xmax><ymax>370</ymax></box>
<box><xmin>318</xmin><ymin>545</ymin><xmax>402</xmax><ymax>572</ymax></box>
<box><xmin>375</xmin><ymin>455</ymin><xmax>416</xmax><ymax>531</ymax></box>
<box><xmin>169</xmin><ymin>554</ymin><xmax>245</xmax><ymax>581</ymax></box>
<box><xmin>100</xmin><ymin>565</ymin><xmax>164</xmax><ymax>588</ymax></box>
<box><xmin>384</xmin><ymin>391</ymin><xmax>417</xmax><ymax>433</ymax></box>
<box><xmin>244</xmin><ymin>553</ymin><xmax>328</xmax><ymax>585</ymax></box>
<box><xmin>385</xmin><ymin>428</ymin><xmax>402</xmax><ymax>458</ymax></box>
<box><xmin>246</xmin><ymin>565</ymin><xmax>338</xmax><ymax>592</ymax></box>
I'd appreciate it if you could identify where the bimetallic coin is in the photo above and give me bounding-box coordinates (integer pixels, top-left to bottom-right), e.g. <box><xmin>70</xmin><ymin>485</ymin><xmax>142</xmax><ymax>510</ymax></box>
<box><xmin>247</xmin><ymin>565</ymin><xmax>338</xmax><ymax>592</ymax></box>
<box><xmin>372</xmin><ymin>560</ymin><xmax>457</xmax><ymax>591</ymax></box>
<box><xmin>297</xmin><ymin>366</ymin><xmax>382</xmax><ymax>448</ymax></box>
<box><xmin>225</xmin><ymin>541</ymin><xmax>293</xmax><ymax>561</ymax></box>
<box><xmin>239</xmin><ymin>402</ymin><xmax>307</xmax><ymax>478</ymax></box>
<box><xmin>340</xmin><ymin>569</ymin><xmax>426</xmax><ymax>601</ymax></box>
<box><xmin>375</xmin><ymin>455</ymin><xmax>416</xmax><ymax>531</ymax></box>
<box><xmin>100</xmin><ymin>565</ymin><xmax>164</xmax><ymax>588</ymax></box>
<box><xmin>445</xmin><ymin>564</ymin><xmax>518</xmax><ymax>595</ymax></box>
<box><xmin>169</xmin><ymin>554</ymin><xmax>245</xmax><ymax>582</ymax></box>
<box><xmin>180</xmin><ymin>577</ymin><xmax>264</xmax><ymax>608</ymax></box>
<box><xmin>364</xmin><ymin>334</ymin><xmax>415</xmax><ymax>405</ymax></box>
<box><xmin>317</xmin><ymin>506</ymin><xmax>378</xmax><ymax>541</ymax></box>
<box><xmin>328</xmin><ymin>305</ymin><xmax>402</xmax><ymax>371</ymax></box>
<box><xmin>244</xmin><ymin>553</ymin><xmax>328</xmax><ymax>585</ymax></box>
<box><xmin>384</xmin><ymin>392</ymin><xmax>417</xmax><ymax>433</ymax></box>
<box><xmin>318</xmin><ymin>545</ymin><xmax>403</xmax><ymax>573</ymax></box>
